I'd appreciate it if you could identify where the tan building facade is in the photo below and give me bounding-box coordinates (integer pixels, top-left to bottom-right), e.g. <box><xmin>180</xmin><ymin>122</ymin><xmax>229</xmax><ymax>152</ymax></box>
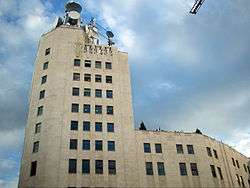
<box><xmin>19</xmin><ymin>2</ymin><xmax>250</xmax><ymax>188</ymax></box>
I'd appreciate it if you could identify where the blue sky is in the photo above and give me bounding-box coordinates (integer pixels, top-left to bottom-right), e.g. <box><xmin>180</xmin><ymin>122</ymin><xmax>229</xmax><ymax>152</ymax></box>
<box><xmin>0</xmin><ymin>0</ymin><xmax>250</xmax><ymax>187</ymax></box>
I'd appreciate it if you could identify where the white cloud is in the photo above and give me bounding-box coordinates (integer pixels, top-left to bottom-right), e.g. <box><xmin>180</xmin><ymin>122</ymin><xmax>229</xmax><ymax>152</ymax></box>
<box><xmin>0</xmin><ymin>177</ymin><xmax>18</xmax><ymax>188</ymax></box>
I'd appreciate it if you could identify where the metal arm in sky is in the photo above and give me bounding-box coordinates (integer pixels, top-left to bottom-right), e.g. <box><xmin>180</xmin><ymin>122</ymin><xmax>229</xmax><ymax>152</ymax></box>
<box><xmin>190</xmin><ymin>0</ymin><xmax>206</xmax><ymax>14</ymax></box>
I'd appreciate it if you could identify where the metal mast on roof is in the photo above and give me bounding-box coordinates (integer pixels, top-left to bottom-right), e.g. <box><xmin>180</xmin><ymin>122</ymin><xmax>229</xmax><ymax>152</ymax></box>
<box><xmin>190</xmin><ymin>0</ymin><xmax>206</xmax><ymax>14</ymax></box>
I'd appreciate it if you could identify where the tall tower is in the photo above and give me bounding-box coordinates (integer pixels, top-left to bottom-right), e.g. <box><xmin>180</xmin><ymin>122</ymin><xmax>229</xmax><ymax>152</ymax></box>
<box><xmin>19</xmin><ymin>2</ymin><xmax>138</xmax><ymax>187</ymax></box>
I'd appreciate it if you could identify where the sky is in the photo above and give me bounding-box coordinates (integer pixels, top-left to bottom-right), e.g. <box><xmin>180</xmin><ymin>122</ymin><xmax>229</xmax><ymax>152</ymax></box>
<box><xmin>0</xmin><ymin>0</ymin><xmax>250</xmax><ymax>187</ymax></box>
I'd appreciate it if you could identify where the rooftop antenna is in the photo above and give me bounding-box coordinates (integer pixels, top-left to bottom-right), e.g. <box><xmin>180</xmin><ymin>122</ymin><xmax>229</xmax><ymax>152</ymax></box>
<box><xmin>190</xmin><ymin>0</ymin><xmax>206</xmax><ymax>14</ymax></box>
<box><xmin>106</xmin><ymin>31</ymin><xmax>115</xmax><ymax>46</ymax></box>
<box><xmin>65</xmin><ymin>1</ymin><xmax>82</xmax><ymax>26</ymax></box>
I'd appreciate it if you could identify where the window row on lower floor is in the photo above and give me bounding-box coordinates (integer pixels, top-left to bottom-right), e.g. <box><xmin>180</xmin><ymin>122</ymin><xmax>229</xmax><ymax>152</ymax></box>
<box><xmin>70</xmin><ymin>121</ymin><xmax>114</xmax><ymax>132</ymax></box>
<box><xmin>70</xmin><ymin>139</ymin><xmax>115</xmax><ymax>151</ymax></box>
<box><xmin>71</xmin><ymin>104</ymin><xmax>114</xmax><ymax>115</ymax></box>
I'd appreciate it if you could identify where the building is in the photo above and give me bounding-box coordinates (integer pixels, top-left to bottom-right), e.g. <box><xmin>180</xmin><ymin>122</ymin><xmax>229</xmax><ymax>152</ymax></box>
<box><xmin>19</xmin><ymin>2</ymin><xmax>250</xmax><ymax>188</ymax></box>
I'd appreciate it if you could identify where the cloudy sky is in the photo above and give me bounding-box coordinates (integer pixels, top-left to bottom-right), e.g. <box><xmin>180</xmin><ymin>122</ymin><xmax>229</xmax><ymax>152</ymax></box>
<box><xmin>0</xmin><ymin>0</ymin><xmax>250</xmax><ymax>187</ymax></box>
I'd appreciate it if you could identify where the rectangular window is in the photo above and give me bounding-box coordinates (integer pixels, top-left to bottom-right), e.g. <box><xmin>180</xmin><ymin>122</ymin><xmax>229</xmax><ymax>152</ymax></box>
<box><xmin>39</xmin><ymin>90</ymin><xmax>45</xmax><ymax>99</ymax></box>
<box><xmin>70</xmin><ymin>139</ymin><xmax>78</xmax><ymax>150</ymax></box>
<box><xmin>236</xmin><ymin>174</ymin><xmax>240</xmax><ymax>186</ymax></box>
<box><xmin>95</xmin><ymin>75</ymin><xmax>102</xmax><ymax>83</ymax></box>
<box><xmin>95</xmin><ymin>89</ymin><xmax>102</xmax><ymax>98</ymax></box>
<box><xmin>213</xmin><ymin>149</ymin><xmax>218</xmax><ymax>159</ymax></box>
<box><xmin>157</xmin><ymin>162</ymin><xmax>165</xmax><ymax>176</ymax></box>
<box><xmin>187</xmin><ymin>145</ymin><xmax>194</xmax><ymax>154</ymax></box>
<box><xmin>84</xmin><ymin>60</ymin><xmax>91</xmax><ymax>67</ymax></box>
<box><xmin>108</xmin><ymin>160</ymin><xmax>116</xmax><ymax>175</ymax></box>
<box><xmin>107</xmin><ymin>106</ymin><xmax>113</xmax><ymax>115</ymax></box>
<box><xmin>69</xmin><ymin>159</ymin><xmax>77</xmax><ymax>174</ymax></box>
<box><xmin>232</xmin><ymin>158</ymin><xmax>236</xmax><ymax>166</ymax></box>
<box><xmin>106</xmin><ymin>75</ymin><xmax>112</xmax><ymax>83</ymax></box>
<box><xmin>145</xmin><ymin>162</ymin><xmax>153</xmax><ymax>175</ymax></box>
<box><xmin>95</xmin><ymin>105</ymin><xmax>102</xmax><ymax>114</ymax></box>
<box><xmin>30</xmin><ymin>161</ymin><xmax>37</xmax><ymax>176</ymax></box>
<box><xmin>236</xmin><ymin>160</ymin><xmax>240</xmax><ymax>168</ymax></box>
<box><xmin>83</xmin><ymin>121</ymin><xmax>90</xmax><ymax>131</ymax></box>
<box><xmin>84</xmin><ymin>88</ymin><xmax>91</xmax><ymax>97</ymax></box>
<box><xmin>210</xmin><ymin>165</ymin><xmax>217</xmax><ymax>177</ymax></box>
<box><xmin>247</xmin><ymin>166</ymin><xmax>250</xmax><ymax>174</ymax></box>
<box><xmin>71</xmin><ymin>103</ymin><xmax>79</xmax><ymax>113</ymax></box>
<box><xmin>37</xmin><ymin>106</ymin><xmax>43</xmax><ymax>116</ymax></box>
<box><xmin>240</xmin><ymin>176</ymin><xmax>245</xmax><ymax>187</ymax></box>
<box><xmin>190</xmin><ymin>163</ymin><xmax>199</xmax><ymax>176</ymax></box>
<box><xmin>155</xmin><ymin>144</ymin><xmax>162</xmax><ymax>153</ymax></box>
<box><xmin>82</xmin><ymin>140</ymin><xmax>90</xmax><ymax>150</ymax></box>
<box><xmin>95</xmin><ymin>122</ymin><xmax>102</xmax><ymax>132</ymax></box>
<box><xmin>243</xmin><ymin>164</ymin><xmax>247</xmax><ymax>172</ymax></box>
<box><xmin>144</xmin><ymin>143</ymin><xmax>151</xmax><ymax>153</ymax></box>
<box><xmin>95</xmin><ymin>61</ymin><xmax>102</xmax><ymax>69</ymax></box>
<box><xmin>108</xmin><ymin>141</ymin><xmax>115</xmax><ymax>151</ymax></box>
<box><xmin>72</xmin><ymin>87</ymin><xmax>80</xmax><ymax>96</ymax></box>
<box><xmin>84</xmin><ymin>74</ymin><xmax>91</xmax><ymax>82</ymax></box>
<box><xmin>217</xmin><ymin>167</ymin><xmax>223</xmax><ymax>180</ymax></box>
<box><xmin>206</xmin><ymin>147</ymin><xmax>212</xmax><ymax>157</ymax></box>
<box><xmin>35</xmin><ymin>123</ymin><xmax>41</xmax><ymax>134</ymax></box>
<box><xmin>179</xmin><ymin>163</ymin><xmax>187</xmax><ymax>176</ymax></box>
<box><xmin>83</xmin><ymin>104</ymin><xmax>91</xmax><ymax>113</ymax></box>
<box><xmin>106</xmin><ymin>90</ymin><xmax>113</xmax><ymax>98</ymax></box>
<box><xmin>43</xmin><ymin>61</ymin><xmax>49</xmax><ymax>70</ymax></box>
<box><xmin>33</xmin><ymin>141</ymin><xmax>39</xmax><ymax>153</ymax></box>
<box><xmin>70</xmin><ymin>121</ymin><xmax>78</xmax><ymax>131</ymax></box>
<box><xmin>176</xmin><ymin>144</ymin><xmax>184</xmax><ymax>154</ymax></box>
<box><xmin>95</xmin><ymin>160</ymin><xmax>103</xmax><ymax>174</ymax></box>
<box><xmin>74</xmin><ymin>59</ymin><xmax>81</xmax><ymax>66</ymax></box>
<box><xmin>82</xmin><ymin>159</ymin><xmax>90</xmax><ymax>174</ymax></box>
<box><xmin>105</xmin><ymin>62</ymin><xmax>112</xmax><ymax>69</ymax></box>
<box><xmin>41</xmin><ymin>75</ymin><xmax>47</xmax><ymax>84</ymax></box>
<box><xmin>107</xmin><ymin>123</ymin><xmax>114</xmax><ymax>132</ymax></box>
<box><xmin>45</xmin><ymin>48</ymin><xmax>50</xmax><ymax>55</ymax></box>
<box><xmin>95</xmin><ymin>140</ymin><xmax>103</xmax><ymax>151</ymax></box>
<box><xmin>73</xmin><ymin>73</ymin><xmax>80</xmax><ymax>81</ymax></box>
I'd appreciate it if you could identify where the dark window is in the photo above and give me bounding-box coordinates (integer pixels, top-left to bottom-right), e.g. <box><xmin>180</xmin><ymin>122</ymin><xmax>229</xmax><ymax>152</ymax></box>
<box><xmin>240</xmin><ymin>176</ymin><xmax>245</xmax><ymax>187</ymax></box>
<box><xmin>210</xmin><ymin>165</ymin><xmax>217</xmax><ymax>177</ymax></box>
<box><xmin>84</xmin><ymin>74</ymin><xmax>91</xmax><ymax>82</ymax></box>
<box><xmin>95</xmin><ymin>140</ymin><xmax>103</xmax><ymax>151</ymax></box>
<box><xmin>107</xmin><ymin>123</ymin><xmax>114</xmax><ymax>132</ymax></box>
<box><xmin>248</xmin><ymin>179</ymin><xmax>250</xmax><ymax>186</ymax></box>
<box><xmin>71</xmin><ymin>103</ymin><xmax>79</xmax><ymax>113</ymax></box>
<box><xmin>145</xmin><ymin>162</ymin><xmax>153</xmax><ymax>175</ymax></box>
<box><xmin>176</xmin><ymin>144</ymin><xmax>184</xmax><ymax>154</ymax></box>
<box><xmin>95</xmin><ymin>61</ymin><xmax>102</xmax><ymax>69</ymax></box>
<box><xmin>187</xmin><ymin>145</ymin><xmax>194</xmax><ymax>154</ymax></box>
<box><xmin>179</xmin><ymin>163</ymin><xmax>187</xmax><ymax>176</ymax></box>
<box><xmin>232</xmin><ymin>158</ymin><xmax>236</xmax><ymax>166</ymax></box>
<box><xmin>144</xmin><ymin>143</ymin><xmax>151</xmax><ymax>153</ymax></box>
<box><xmin>106</xmin><ymin>76</ymin><xmax>112</xmax><ymax>83</ymax></box>
<box><xmin>72</xmin><ymin>87</ymin><xmax>80</xmax><ymax>96</ymax></box>
<box><xmin>45</xmin><ymin>48</ymin><xmax>50</xmax><ymax>55</ymax></box>
<box><xmin>82</xmin><ymin>159</ymin><xmax>90</xmax><ymax>174</ymax></box>
<box><xmin>95</xmin><ymin>89</ymin><xmax>102</xmax><ymax>98</ymax></box>
<box><xmin>213</xmin><ymin>149</ymin><xmax>218</xmax><ymax>159</ymax></box>
<box><xmin>70</xmin><ymin>139</ymin><xmax>78</xmax><ymax>150</ymax></box>
<box><xmin>84</xmin><ymin>88</ymin><xmax>91</xmax><ymax>97</ymax></box>
<box><xmin>157</xmin><ymin>162</ymin><xmax>165</xmax><ymax>176</ymax></box>
<box><xmin>30</xmin><ymin>161</ymin><xmax>37</xmax><ymax>176</ymax></box>
<box><xmin>236</xmin><ymin>174</ymin><xmax>240</xmax><ymax>186</ymax></box>
<box><xmin>70</xmin><ymin>121</ymin><xmax>78</xmax><ymax>131</ymax></box>
<box><xmin>248</xmin><ymin>166</ymin><xmax>250</xmax><ymax>174</ymax></box>
<box><xmin>95</xmin><ymin>122</ymin><xmax>102</xmax><ymax>132</ymax></box>
<box><xmin>39</xmin><ymin>90</ymin><xmax>45</xmax><ymax>99</ymax></box>
<box><xmin>69</xmin><ymin>159</ymin><xmax>77</xmax><ymax>174</ymax></box>
<box><xmin>105</xmin><ymin>62</ymin><xmax>112</xmax><ymax>69</ymax></box>
<box><xmin>190</xmin><ymin>163</ymin><xmax>199</xmax><ymax>176</ymax></box>
<box><xmin>155</xmin><ymin>144</ymin><xmax>162</xmax><ymax>153</ymax></box>
<box><xmin>73</xmin><ymin>73</ymin><xmax>80</xmax><ymax>81</ymax></box>
<box><xmin>108</xmin><ymin>141</ymin><xmax>115</xmax><ymax>151</ymax></box>
<box><xmin>217</xmin><ymin>167</ymin><xmax>223</xmax><ymax>179</ymax></box>
<box><xmin>83</xmin><ymin>104</ymin><xmax>91</xmax><ymax>113</ymax></box>
<box><xmin>95</xmin><ymin>105</ymin><xmax>102</xmax><ymax>114</ymax></box>
<box><xmin>82</xmin><ymin>140</ymin><xmax>90</xmax><ymax>150</ymax></box>
<box><xmin>95</xmin><ymin>160</ymin><xmax>103</xmax><ymax>174</ymax></box>
<box><xmin>74</xmin><ymin>59</ymin><xmax>81</xmax><ymax>66</ymax></box>
<box><xmin>33</xmin><ymin>141</ymin><xmax>39</xmax><ymax>153</ymax></box>
<box><xmin>243</xmin><ymin>164</ymin><xmax>247</xmax><ymax>172</ymax></box>
<box><xmin>43</xmin><ymin>61</ymin><xmax>49</xmax><ymax>70</ymax></box>
<box><xmin>108</xmin><ymin>160</ymin><xmax>116</xmax><ymax>175</ymax></box>
<box><xmin>106</xmin><ymin>90</ymin><xmax>113</xmax><ymax>98</ymax></box>
<box><xmin>206</xmin><ymin>147</ymin><xmax>212</xmax><ymax>157</ymax></box>
<box><xmin>41</xmin><ymin>75</ymin><xmax>47</xmax><ymax>84</ymax></box>
<box><xmin>236</xmin><ymin>160</ymin><xmax>240</xmax><ymax>168</ymax></box>
<box><xmin>83</xmin><ymin>121</ymin><xmax>90</xmax><ymax>131</ymax></box>
<box><xmin>107</xmin><ymin>106</ymin><xmax>113</xmax><ymax>115</ymax></box>
<box><xmin>35</xmin><ymin>123</ymin><xmax>41</xmax><ymax>134</ymax></box>
<box><xmin>84</xmin><ymin>60</ymin><xmax>91</xmax><ymax>67</ymax></box>
<box><xmin>37</xmin><ymin>106</ymin><xmax>43</xmax><ymax>116</ymax></box>
<box><xmin>95</xmin><ymin>75</ymin><xmax>102</xmax><ymax>82</ymax></box>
